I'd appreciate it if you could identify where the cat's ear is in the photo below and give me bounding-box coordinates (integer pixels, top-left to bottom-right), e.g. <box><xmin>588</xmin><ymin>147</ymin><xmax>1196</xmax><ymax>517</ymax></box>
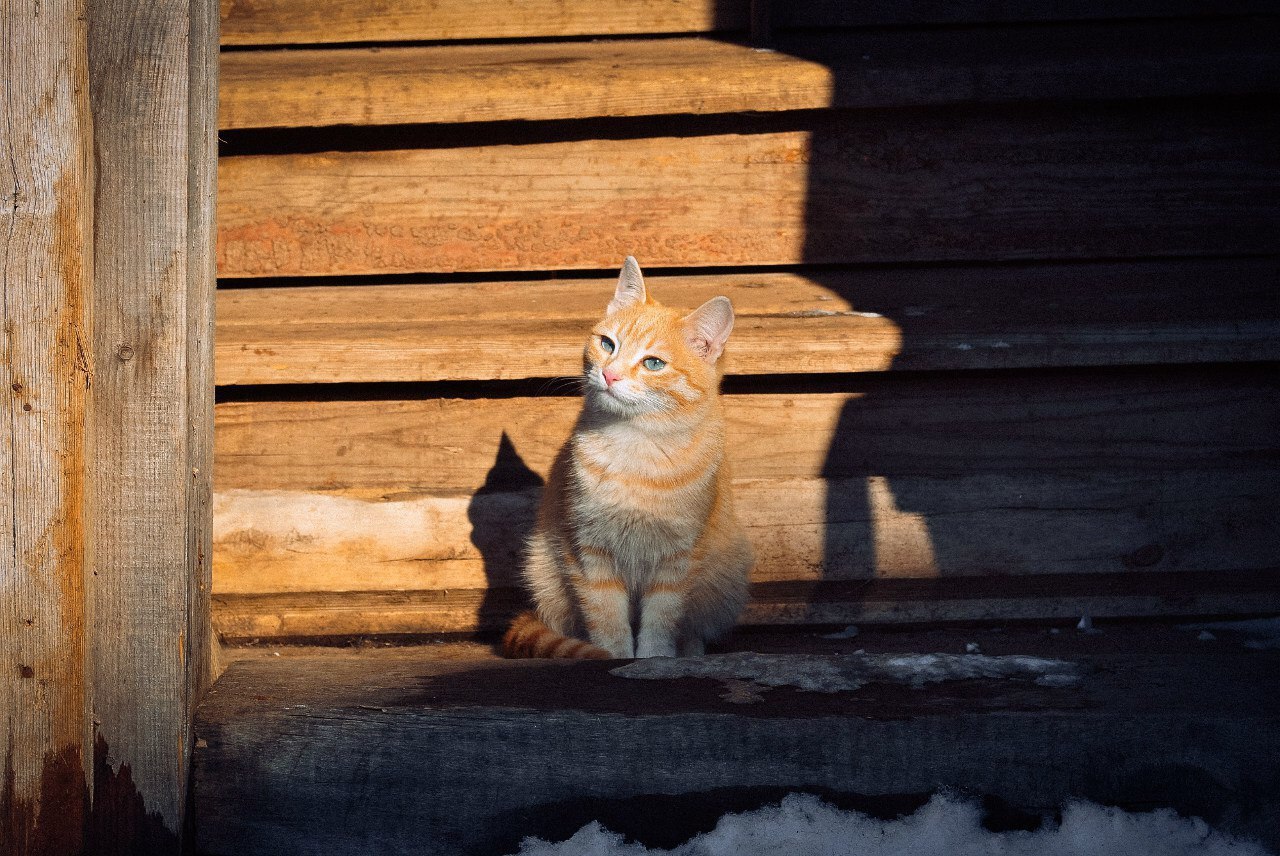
<box><xmin>682</xmin><ymin>296</ymin><xmax>734</xmax><ymax>362</ymax></box>
<box><xmin>607</xmin><ymin>256</ymin><xmax>648</xmax><ymax>315</ymax></box>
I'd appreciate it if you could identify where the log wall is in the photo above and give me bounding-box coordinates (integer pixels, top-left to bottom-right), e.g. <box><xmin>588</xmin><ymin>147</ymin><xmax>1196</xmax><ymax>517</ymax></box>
<box><xmin>213</xmin><ymin>0</ymin><xmax>1280</xmax><ymax>640</ymax></box>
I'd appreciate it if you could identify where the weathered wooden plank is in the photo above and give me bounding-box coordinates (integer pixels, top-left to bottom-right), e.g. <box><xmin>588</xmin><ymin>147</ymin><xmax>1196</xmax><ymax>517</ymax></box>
<box><xmin>193</xmin><ymin>631</ymin><xmax>1280</xmax><ymax>856</ymax></box>
<box><xmin>211</xmin><ymin>571</ymin><xmax>1280</xmax><ymax>638</ymax></box>
<box><xmin>211</xmin><ymin>466</ymin><xmax>1280</xmax><ymax>597</ymax></box>
<box><xmin>219</xmin><ymin>39</ymin><xmax>831</xmax><ymax>130</ymax></box>
<box><xmin>219</xmin><ymin>20</ymin><xmax>1280</xmax><ymax>130</ymax></box>
<box><xmin>188</xmin><ymin>0</ymin><xmax>220</xmax><ymax>753</ymax></box>
<box><xmin>217</xmin><ymin>102</ymin><xmax>1280</xmax><ymax>277</ymax></box>
<box><xmin>88</xmin><ymin>0</ymin><xmax>217</xmax><ymax>847</ymax></box>
<box><xmin>0</xmin><ymin>2</ymin><xmax>94</xmax><ymax>851</ymax></box>
<box><xmin>218</xmin><ymin>0</ymin><xmax>1277</xmax><ymax>46</ymax></box>
<box><xmin>215</xmin><ymin>259</ymin><xmax>1280</xmax><ymax>384</ymax></box>
<box><xmin>214</xmin><ymin>366</ymin><xmax>1280</xmax><ymax>493</ymax></box>
<box><xmin>220</xmin><ymin>0</ymin><xmax>746</xmax><ymax>46</ymax></box>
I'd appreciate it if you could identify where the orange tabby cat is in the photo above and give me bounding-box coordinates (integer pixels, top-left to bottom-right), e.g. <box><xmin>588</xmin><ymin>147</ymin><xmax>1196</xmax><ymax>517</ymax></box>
<box><xmin>503</xmin><ymin>257</ymin><xmax>753</xmax><ymax>659</ymax></box>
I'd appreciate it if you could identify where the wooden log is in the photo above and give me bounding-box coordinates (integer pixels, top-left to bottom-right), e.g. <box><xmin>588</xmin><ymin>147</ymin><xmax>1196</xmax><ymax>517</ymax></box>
<box><xmin>193</xmin><ymin>632</ymin><xmax>1280</xmax><ymax>856</ymax></box>
<box><xmin>0</xmin><ymin>2</ymin><xmax>94</xmax><ymax>851</ymax></box>
<box><xmin>216</xmin><ymin>102</ymin><xmax>1280</xmax><ymax>277</ymax></box>
<box><xmin>218</xmin><ymin>0</ymin><xmax>1277</xmax><ymax>47</ymax></box>
<box><xmin>214</xmin><ymin>366</ymin><xmax>1280</xmax><ymax>493</ymax></box>
<box><xmin>219</xmin><ymin>39</ymin><xmax>832</xmax><ymax>130</ymax></box>
<box><xmin>211</xmin><ymin>570</ymin><xmax>1280</xmax><ymax>639</ymax></box>
<box><xmin>87</xmin><ymin>0</ymin><xmax>217</xmax><ymax>847</ymax></box>
<box><xmin>215</xmin><ymin>259</ymin><xmax>1280</xmax><ymax>384</ymax></box>
<box><xmin>211</xmin><ymin>464</ymin><xmax>1280</xmax><ymax>595</ymax></box>
<box><xmin>219</xmin><ymin>20</ymin><xmax>1280</xmax><ymax>130</ymax></box>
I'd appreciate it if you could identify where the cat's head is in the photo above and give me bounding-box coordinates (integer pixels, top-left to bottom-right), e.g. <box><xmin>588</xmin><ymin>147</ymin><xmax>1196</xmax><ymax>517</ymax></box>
<box><xmin>583</xmin><ymin>257</ymin><xmax>734</xmax><ymax>417</ymax></box>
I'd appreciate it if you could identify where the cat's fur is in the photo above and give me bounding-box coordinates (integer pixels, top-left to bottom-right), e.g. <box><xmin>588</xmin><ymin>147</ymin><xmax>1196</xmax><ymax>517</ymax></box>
<box><xmin>503</xmin><ymin>258</ymin><xmax>753</xmax><ymax>659</ymax></box>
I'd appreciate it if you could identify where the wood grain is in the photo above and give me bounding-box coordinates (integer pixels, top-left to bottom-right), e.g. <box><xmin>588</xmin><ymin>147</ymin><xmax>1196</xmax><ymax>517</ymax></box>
<box><xmin>211</xmin><ymin>368</ymin><xmax>1280</xmax><ymax>616</ymax></box>
<box><xmin>192</xmin><ymin>636</ymin><xmax>1280</xmax><ymax>855</ymax></box>
<box><xmin>217</xmin><ymin>102</ymin><xmax>1280</xmax><ymax>277</ymax></box>
<box><xmin>215</xmin><ymin>259</ymin><xmax>1280</xmax><ymax>384</ymax></box>
<box><xmin>219</xmin><ymin>20</ymin><xmax>1280</xmax><ymax>130</ymax></box>
<box><xmin>215</xmin><ymin>366</ymin><xmax>1280</xmax><ymax>493</ymax></box>
<box><xmin>88</xmin><ymin>0</ymin><xmax>217</xmax><ymax>843</ymax></box>
<box><xmin>211</xmin><ymin>571</ymin><xmax>1280</xmax><ymax>638</ymax></box>
<box><xmin>0</xmin><ymin>2</ymin><xmax>93</xmax><ymax>851</ymax></box>
<box><xmin>219</xmin><ymin>39</ymin><xmax>831</xmax><ymax>130</ymax></box>
<box><xmin>218</xmin><ymin>0</ymin><xmax>1277</xmax><ymax>46</ymax></box>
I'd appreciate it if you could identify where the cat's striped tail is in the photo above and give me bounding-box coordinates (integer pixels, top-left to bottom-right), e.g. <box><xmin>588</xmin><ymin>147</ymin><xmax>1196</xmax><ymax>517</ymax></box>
<box><xmin>502</xmin><ymin>611</ymin><xmax>610</xmax><ymax>659</ymax></box>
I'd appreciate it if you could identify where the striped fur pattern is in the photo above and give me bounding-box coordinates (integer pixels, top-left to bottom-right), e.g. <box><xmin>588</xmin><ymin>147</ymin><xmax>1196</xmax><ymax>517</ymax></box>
<box><xmin>504</xmin><ymin>257</ymin><xmax>753</xmax><ymax>660</ymax></box>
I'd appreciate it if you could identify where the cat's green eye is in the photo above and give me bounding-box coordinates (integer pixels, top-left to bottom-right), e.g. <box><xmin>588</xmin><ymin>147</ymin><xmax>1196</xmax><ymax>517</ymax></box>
<box><xmin>643</xmin><ymin>357</ymin><xmax>667</xmax><ymax>371</ymax></box>
<box><xmin>600</xmin><ymin>336</ymin><xmax>615</xmax><ymax>354</ymax></box>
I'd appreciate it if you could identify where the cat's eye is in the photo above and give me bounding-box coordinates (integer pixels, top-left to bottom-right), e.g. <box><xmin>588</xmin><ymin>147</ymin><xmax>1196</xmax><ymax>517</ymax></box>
<box><xmin>643</xmin><ymin>357</ymin><xmax>666</xmax><ymax>371</ymax></box>
<box><xmin>600</xmin><ymin>336</ymin><xmax>615</xmax><ymax>354</ymax></box>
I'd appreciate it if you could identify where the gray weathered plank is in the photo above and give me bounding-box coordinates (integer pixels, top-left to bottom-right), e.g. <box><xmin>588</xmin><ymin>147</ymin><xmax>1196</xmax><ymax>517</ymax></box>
<box><xmin>193</xmin><ymin>630</ymin><xmax>1280</xmax><ymax>855</ymax></box>
<box><xmin>88</xmin><ymin>0</ymin><xmax>217</xmax><ymax>847</ymax></box>
<box><xmin>0</xmin><ymin>2</ymin><xmax>94</xmax><ymax>851</ymax></box>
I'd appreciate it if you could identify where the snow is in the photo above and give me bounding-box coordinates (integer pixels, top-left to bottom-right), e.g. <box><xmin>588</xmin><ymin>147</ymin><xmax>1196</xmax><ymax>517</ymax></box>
<box><xmin>509</xmin><ymin>792</ymin><xmax>1271</xmax><ymax>856</ymax></box>
<box><xmin>1182</xmin><ymin>617</ymin><xmax>1280</xmax><ymax>650</ymax></box>
<box><xmin>610</xmin><ymin>651</ymin><xmax>1082</xmax><ymax>699</ymax></box>
<box><xmin>821</xmin><ymin>625</ymin><xmax>859</xmax><ymax>640</ymax></box>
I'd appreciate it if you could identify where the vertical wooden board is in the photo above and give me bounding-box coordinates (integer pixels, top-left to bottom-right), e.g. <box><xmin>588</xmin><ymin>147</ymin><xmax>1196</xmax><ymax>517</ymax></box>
<box><xmin>0</xmin><ymin>2</ymin><xmax>93</xmax><ymax>853</ymax></box>
<box><xmin>188</xmin><ymin>0</ymin><xmax>219</xmax><ymax>770</ymax></box>
<box><xmin>88</xmin><ymin>0</ymin><xmax>216</xmax><ymax>845</ymax></box>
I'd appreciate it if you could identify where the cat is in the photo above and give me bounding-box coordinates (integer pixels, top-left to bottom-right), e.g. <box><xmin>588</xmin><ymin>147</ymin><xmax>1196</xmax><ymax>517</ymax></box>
<box><xmin>503</xmin><ymin>257</ymin><xmax>753</xmax><ymax>659</ymax></box>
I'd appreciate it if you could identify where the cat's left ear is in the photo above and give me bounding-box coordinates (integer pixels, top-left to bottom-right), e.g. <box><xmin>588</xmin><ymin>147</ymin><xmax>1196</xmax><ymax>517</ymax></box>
<box><xmin>682</xmin><ymin>296</ymin><xmax>734</xmax><ymax>362</ymax></box>
<box><xmin>607</xmin><ymin>256</ymin><xmax>648</xmax><ymax>315</ymax></box>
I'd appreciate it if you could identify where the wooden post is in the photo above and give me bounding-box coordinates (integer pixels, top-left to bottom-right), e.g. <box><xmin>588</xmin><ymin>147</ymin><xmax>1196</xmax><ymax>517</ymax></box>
<box><xmin>1</xmin><ymin>1</ymin><xmax>95</xmax><ymax>852</ymax></box>
<box><xmin>1</xmin><ymin>0</ymin><xmax>216</xmax><ymax>852</ymax></box>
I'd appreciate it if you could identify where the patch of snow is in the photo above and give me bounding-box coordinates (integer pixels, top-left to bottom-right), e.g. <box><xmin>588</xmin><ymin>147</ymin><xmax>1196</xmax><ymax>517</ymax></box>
<box><xmin>510</xmin><ymin>792</ymin><xmax>1270</xmax><ymax>856</ymax></box>
<box><xmin>1076</xmin><ymin>615</ymin><xmax>1102</xmax><ymax>635</ymax></box>
<box><xmin>1182</xmin><ymin>617</ymin><xmax>1280</xmax><ymax>650</ymax></box>
<box><xmin>965</xmin><ymin>642</ymin><xmax>981</xmax><ymax>654</ymax></box>
<box><xmin>610</xmin><ymin>651</ymin><xmax>1082</xmax><ymax>697</ymax></box>
<box><xmin>821</xmin><ymin>625</ymin><xmax>859</xmax><ymax>640</ymax></box>
<box><xmin>1198</xmin><ymin>631</ymin><xmax>1217</xmax><ymax>642</ymax></box>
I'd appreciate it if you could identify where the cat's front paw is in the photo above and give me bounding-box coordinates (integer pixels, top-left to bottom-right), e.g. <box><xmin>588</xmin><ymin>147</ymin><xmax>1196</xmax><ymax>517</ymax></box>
<box><xmin>635</xmin><ymin>637</ymin><xmax>677</xmax><ymax>658</ymax></box>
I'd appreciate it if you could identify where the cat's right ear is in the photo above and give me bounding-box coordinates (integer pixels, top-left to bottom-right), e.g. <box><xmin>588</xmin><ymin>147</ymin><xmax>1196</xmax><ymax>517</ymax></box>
<box><xmin>607</xmin><ymin>256</ymin><xmax>648</xmax><ymax>315</ymax></box>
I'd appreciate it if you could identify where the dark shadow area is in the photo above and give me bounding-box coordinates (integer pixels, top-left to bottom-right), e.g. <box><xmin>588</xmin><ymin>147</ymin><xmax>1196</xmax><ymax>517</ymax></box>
<box><xmin>469</xmin><ymin>432</ymin><xmax>544</xmax><ymax>633</ymax></box>
<box><xmin>719</xmin><ymin>2</ymin><xmax>1280</xmax><ymax>601</ymax></box>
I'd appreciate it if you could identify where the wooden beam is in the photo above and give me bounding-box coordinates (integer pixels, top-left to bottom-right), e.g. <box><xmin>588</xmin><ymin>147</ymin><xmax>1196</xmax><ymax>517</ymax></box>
<box><xmin>218</xmin><ymin>20</ymin><xmax>1280</xmax><ymax>130</ymax></box>
<box><xmin>216</xmin><ymin>102</ymin><xmax>1280</xmax><ymax>277</ymax></box>
<box><xmin>214</xmin><ymin>259</ymin><xmax>1280</xmax><ymax>384</ymax></box>
<box><xmin>219</xmin><ymin>39</ymin><xmax>832</xmax><ymax>130</ymax></box>
<box><xmin>1</xmin><ymin>2</ymin><xmax>94</xmax><ymax>852</ymax></box>
<box><xmin>86</xmin><ymin>0</ymin><xmax>217</xmax><ymax>849</ymax></box>
<box><xmin>214</xmin><ymin>366</ymin><xmax>1280</xmax><ymax>493</ymax></box>
<box><xmin>211</xmin><ymin>571</ymin><xmax>1280</xmax><ymax>638</ymax></box>
<box><xmin>218</xmin><ymin>0</ymin><xmax>1277</xmax><ymax>47</ymax></box>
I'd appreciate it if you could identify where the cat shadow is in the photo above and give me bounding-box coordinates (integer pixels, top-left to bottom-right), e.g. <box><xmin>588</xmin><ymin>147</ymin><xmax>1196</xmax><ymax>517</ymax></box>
<box><xmin>468</xmin><ymin>431</ymin><xmax>545</xmax><ymax>638</ymax></box>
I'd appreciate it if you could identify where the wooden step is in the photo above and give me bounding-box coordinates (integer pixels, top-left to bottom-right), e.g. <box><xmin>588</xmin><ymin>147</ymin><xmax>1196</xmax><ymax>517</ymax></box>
<box><xmin>211</xmin><ymin>366</ymin><xmax>1280</xmax><ymax>637</ymax></box>
<box><xmin>219</xmin><ymin>0</ymin><xmax>1278</xmax><ymax>47</ymax></box>
<box><xmin>219</xmin><ymin>20</ymin><xmax>1279</xmax><ymax>130</ymax></box>
<box><xmin>215</xmin><ymin>259</ymin><xmax>1280</xmax><ymax>384</ymax></box>
<box><xmin>195</xmin><ymin>625</ymin><xmax>1280</xmax><ymax>855</ymax></box>
<box><xmin>217</xmin><ymin>101</ymin><xmax>1280</xmax><ymax>277</ymax></box>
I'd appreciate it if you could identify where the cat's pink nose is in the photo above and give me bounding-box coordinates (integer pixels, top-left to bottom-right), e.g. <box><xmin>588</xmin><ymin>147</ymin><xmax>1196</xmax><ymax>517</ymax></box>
<box><xmin>602</xmin><ymin>368</ymin><xmax>621</xmax><ymax>387</ymax></box>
